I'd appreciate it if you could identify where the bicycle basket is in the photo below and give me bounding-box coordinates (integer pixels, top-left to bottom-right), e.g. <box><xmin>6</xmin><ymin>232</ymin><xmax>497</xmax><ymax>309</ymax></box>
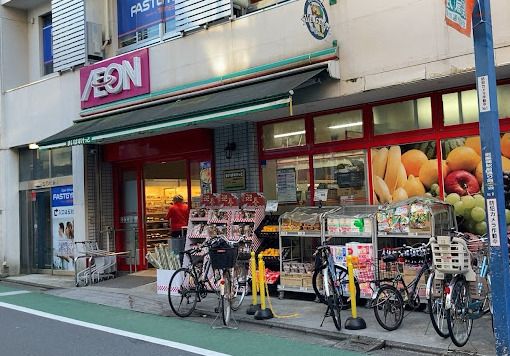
<box><xmin>377</xmin><ymin>259</ymin><xmax>404</xmax><ymax>281</ymax></box>
<box><xmin>431</xmin><ymin>235</ymin><xmax>471</xmax><ymax>275</ymax></box>
<box><xmin>209</xmin><ymin>247</ymin><xmax>238</xmax><ymax>269</ymax></box>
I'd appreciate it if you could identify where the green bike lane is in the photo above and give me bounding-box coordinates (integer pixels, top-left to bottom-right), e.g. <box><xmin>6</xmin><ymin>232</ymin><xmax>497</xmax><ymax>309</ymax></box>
<box><xmin>0</xmin><ymin>284</ymin><xmax>362</xmax><ymax>356</ymax></box>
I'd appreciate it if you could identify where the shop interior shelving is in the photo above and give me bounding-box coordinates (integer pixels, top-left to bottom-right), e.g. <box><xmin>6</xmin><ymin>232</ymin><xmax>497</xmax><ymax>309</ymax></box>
<box><xmin>278</xmin><ymin>206</ymin><xmax>339</xmax><ymax>297</ymax></box>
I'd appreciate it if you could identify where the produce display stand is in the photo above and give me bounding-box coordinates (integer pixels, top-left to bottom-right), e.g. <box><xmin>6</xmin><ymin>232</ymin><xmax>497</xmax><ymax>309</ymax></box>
<box><xmin>321</xmin><ymin>205</ymin><xmax>379</xmax><ymax>298</ymax></box>
<box><xmin>375</xmin><ymin>197</ymin><xmax>457</xmax><ymax>298</ymax></box>
<box><xmin>184</xmin><ymin>192</ymin><xmax>266</xmax><ymax>265</ymax></box>
<box><xmin>278</xmin><ymin>206</ymin><xmax>340</xmax><ymax>298</ymax></box>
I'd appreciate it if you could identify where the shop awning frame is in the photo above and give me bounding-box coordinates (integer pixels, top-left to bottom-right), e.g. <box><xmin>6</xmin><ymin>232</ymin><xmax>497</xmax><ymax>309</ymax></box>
<box><xmin>37</xmin><ymin>68</ymin><xmax>325</xmax><ymax>149</ymax></box>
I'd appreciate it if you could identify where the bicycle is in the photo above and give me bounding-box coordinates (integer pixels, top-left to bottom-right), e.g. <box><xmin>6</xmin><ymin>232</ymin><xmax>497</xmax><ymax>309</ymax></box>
<box><xmin>168</xmin><ymin>236</ymin><xmax>225</xmax><ymax>318</ymax></box>
<box><xmin>313</xmin><ymin>243</ymin><xmax>352</xmax><ymax>330</ymax></box>
<box><xmin>437</xmin><ymin>233</ymin><xmax>491</xmax><ymax>347</ymax></box>
<box><xmin>371</xmin><ymin>243</ymin><xmax>431</xmax><ymax>331</ymax></box>
<box><xmin>312</xmin><ymin>243</ymin><xmax>361</xmax><ymax>308</ymax></box>
<box><xmin>230</xmin><ymin>236</ymin><xmax>251</xmax><ymax>312</ymax></box>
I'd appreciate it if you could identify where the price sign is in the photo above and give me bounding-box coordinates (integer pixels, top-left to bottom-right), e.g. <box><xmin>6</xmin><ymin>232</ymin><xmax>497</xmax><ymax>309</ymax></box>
<box><xmin>265</xmin><ymin>200</ymin><xmax>279</xmax><ymax>212</ymax></box>
<box><xmin>314</xmin><ymin>189</ymin><xmax>328</xmax><ymax>202</ymax></box>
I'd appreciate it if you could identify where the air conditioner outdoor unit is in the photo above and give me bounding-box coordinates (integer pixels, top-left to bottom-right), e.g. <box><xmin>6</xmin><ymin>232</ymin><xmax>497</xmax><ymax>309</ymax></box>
<box><xmin>87</xmin><ymin>22</ymin><xmax>103</xmax><ymax>62</ymax></box>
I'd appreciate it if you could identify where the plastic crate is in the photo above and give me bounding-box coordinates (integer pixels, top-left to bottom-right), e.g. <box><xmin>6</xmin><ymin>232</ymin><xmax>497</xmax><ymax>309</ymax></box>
<box><xmin>209</xmin><ymin>247</ymin><xmax>238</xmax><ymax>270</ymax></box>
<box><xmin>431</xmin><ymin>236</ymin><xmax>471</xmax><ymax>274</ymax></box>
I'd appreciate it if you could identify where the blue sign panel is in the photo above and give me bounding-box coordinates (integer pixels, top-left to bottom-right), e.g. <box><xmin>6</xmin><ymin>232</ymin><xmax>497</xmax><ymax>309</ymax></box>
<box><xmin>51</xmin><ymin>185</ymin><xmax>74</xmax><ymax>208</ymax></box>
<box><xmin>117</xmin><ymin>0</ymin><xmax>176</xmax><ymax>37</ymax></box>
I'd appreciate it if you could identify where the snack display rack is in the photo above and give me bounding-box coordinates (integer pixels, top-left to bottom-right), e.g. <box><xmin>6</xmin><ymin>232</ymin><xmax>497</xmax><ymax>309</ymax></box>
<box><xmin>184</xmin><ymin>193</ymin><xmax>266</xmax><ymax>260</ymax></box>
<box><xmin>321</xmin><ymin>205</ymin><xmax>379</xmax><ymax>298</ymax></box>
<box><xmin>278</xmin><ymin>206</ymin><xmax>339</xmax><ymax>297</ymax></box>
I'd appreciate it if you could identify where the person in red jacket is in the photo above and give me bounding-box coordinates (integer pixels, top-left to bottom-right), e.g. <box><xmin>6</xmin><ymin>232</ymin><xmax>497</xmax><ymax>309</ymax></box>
<box><xmin>165</xmin><ymin>194</ymin><xmax>189</xmax><ymax>238</ymax></box>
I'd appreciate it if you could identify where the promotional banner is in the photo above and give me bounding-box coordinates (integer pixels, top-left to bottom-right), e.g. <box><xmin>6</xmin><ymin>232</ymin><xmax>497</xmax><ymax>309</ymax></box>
<box><xmin>52</xmin><ymin>185</ymin><xmax>74</xmax><ymax>271</ymax></box>
<box><xmin>117</xmin><ymin>0</ymin><xmax>176</xmax><ymax>38</ymax></box>
<box><xmin>445</xmin><ymin>0</ymin><xmax>475</xmax><ymax>37</ymax></box>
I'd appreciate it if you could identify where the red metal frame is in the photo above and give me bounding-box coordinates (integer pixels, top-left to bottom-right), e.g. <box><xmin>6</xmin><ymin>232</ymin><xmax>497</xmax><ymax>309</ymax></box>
<box><xmin>257</xmin><ymin>83</ymin><xmax>510</xmax><ymax>208</ymax></box>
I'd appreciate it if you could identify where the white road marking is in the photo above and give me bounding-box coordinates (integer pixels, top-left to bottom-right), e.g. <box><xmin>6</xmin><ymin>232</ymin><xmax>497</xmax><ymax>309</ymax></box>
<box><xmin>0</xmin><ymin>291</ymin><xmax>31</xmax><ymax>297</ymax></box>
<box><xmin>0</xmin><ymin>301</ymin><xmax>230</xmax><ymax>356</ymax></box>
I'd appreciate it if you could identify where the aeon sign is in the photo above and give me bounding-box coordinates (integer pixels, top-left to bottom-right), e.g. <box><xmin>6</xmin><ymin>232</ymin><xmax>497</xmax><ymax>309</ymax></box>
<box><xmin>80</xmin><ymin>48</ymin><xmax>150</xmax><ymax>109</ymax></box>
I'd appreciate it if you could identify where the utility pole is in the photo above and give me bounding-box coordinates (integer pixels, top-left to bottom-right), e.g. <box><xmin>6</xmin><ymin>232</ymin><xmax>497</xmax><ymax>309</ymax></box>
<box><xmin>472</xmin><ymin>1</ymin><xmax>510</xmax><ymax>354</ymax></box>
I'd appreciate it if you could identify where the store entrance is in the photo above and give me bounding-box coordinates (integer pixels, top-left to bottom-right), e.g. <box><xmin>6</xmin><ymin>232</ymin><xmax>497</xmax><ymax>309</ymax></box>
<box><xmin>115</xmin><ymin>159</ymin><xmax>208</xmax><ymax>271</ymax></box>
<box><xmin>20</xmin><ymin>190</ymin><xmax>52</xmax><ymax>273</ymax></box>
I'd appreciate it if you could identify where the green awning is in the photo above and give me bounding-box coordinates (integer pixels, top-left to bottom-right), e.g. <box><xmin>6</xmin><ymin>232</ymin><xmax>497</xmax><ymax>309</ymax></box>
<box><xmin>38</xmin><ymin>68</ymin><xmax>324</xmax><ymax>149</ymax></box>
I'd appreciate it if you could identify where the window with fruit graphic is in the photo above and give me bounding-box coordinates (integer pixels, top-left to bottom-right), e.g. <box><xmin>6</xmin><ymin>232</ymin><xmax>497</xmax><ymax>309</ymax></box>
<box><xmin>442</xmin><ymin>134</ymin><xmax>510</xmax><ymax>235</ymax></box>
<box><xmin>371</xmin><ymin>141</ymin><xmax>439</xmax><ymax>204</ymax></box>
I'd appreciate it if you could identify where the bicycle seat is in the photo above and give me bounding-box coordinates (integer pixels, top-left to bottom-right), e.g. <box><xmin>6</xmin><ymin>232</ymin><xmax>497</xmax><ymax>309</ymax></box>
<box><xmin>382</xmin><ymin>254</ymin><xmax>397</xmax><ymax>263</ymax></box>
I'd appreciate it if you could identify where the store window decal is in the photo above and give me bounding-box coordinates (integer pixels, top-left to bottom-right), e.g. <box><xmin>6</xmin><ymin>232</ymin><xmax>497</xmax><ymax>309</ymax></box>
<box><xmin>371</xmin><ymin>141</ymin><xmax>438</xmax><ymax>204</ymax></box>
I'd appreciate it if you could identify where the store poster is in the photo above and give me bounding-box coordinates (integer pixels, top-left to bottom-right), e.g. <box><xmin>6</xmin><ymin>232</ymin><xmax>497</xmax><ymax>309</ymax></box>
<box><xmin>51</xmin><ymin>185</ymin><xmax>75</xmax><ymax>271</ymax></box>
<box><xmin>371</xmin><ymin>141</ymin><xmax>438</xmax><ymax>204</ymax></box>
<box><xmin>276</xmin><ymin>168</ymin><xmax>297</xmax><ymax>203</ymax></box>
<box><xmin>199</xmin><ymin>161</ymin><xmax>212</xmax><ymax>194</ymax></box>
<box><xmin>442</xmin><ymin>134</ymin><xmax>510</xmax><ymax>235</ymax></box>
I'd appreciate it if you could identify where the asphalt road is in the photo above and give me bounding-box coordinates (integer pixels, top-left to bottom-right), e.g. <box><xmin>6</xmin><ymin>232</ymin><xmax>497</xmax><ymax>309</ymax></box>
<box><xmin>0</xmin><ymin>305</ymin><xmax>201</xmax><ymax>356</ymax></box>
<box><xmin>0</xmin><ymin>284</ymin><xmax>365</xmax><ymax>356</ymax></box>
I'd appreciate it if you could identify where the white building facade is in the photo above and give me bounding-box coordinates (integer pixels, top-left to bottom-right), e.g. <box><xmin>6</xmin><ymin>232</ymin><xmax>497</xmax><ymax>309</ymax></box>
<box><xmin>0</xmin><ymin>0</ymin><xmax>509</xmax><ymax>274</ymax></box>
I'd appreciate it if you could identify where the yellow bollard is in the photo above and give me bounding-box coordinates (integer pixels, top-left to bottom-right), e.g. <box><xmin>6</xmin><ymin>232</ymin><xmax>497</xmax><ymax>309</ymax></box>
<box><xmin>246</xmin><ymin>251</ymin><xmax>261</xmax><ymax>315</ymax></box>
<box><xmin>254</xmin><ymin>255</ymin><xmax>273</xmax><ymax>319</ymax></box>
<box><xmin>344</xmin><ymin>254</ymin><xmax>366</xmax><ymax>330</ymax></box>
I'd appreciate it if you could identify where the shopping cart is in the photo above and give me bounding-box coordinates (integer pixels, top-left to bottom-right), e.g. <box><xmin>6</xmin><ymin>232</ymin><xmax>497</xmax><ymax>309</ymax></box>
<box><xmin>74</xmin><ymin>241</ymin><xmax>118</xmax><ymax>287</ymax></box>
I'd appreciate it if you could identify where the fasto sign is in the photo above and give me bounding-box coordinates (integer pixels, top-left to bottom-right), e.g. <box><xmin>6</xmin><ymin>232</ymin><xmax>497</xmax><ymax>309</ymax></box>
<box><xmin>80</xmin><ymin>48</ymin><xmax>150</xmax><ymax>109</ymax></box>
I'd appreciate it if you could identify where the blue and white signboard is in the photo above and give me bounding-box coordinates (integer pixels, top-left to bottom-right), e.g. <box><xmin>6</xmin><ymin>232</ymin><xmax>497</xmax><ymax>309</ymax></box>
<box><xmin>51</xmin><ymin>185</ymin><xmax>75</xmax><ymax>271</ymax></box>
<box><xmin>117</xmin><ymin>0</ymin><xmax>176</xmax><ymax>38</ymax></box>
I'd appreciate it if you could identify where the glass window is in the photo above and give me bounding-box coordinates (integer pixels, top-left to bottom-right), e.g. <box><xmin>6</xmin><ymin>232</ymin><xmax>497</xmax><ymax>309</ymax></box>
<box><xmin>314</xmin><ymin>110</ymin><xmax>363</xmax><ymax>143</ymax></box>
<box><xmin>498</xmin><ymin>84</ymin><xmax>510</xmax><ymax>118</ymax></box>
<box><xmin>443</xmin><ymin>85</ymin><xmax>510</xmax><ymax>125</ymax></box>
<box><xmin>262</xmin><ymin>119</ymin><xmax>306</xmax><ymax>151</ymax></box>
<box><xmin>262</xmin><ymin>156</ymin><xmax>310</xmax><ymax>211</ymax></box>
<box><xmin>373</xmin><ymin>98</ymin><xmax>432</xmax><ymax>135</ymax></box>
<box><xmin>51</xmin><ymin>147</ymin><xmax>72</xmax><ymax>177</ymax></box>
<box><xmin>41</xmin><ymin>13</ymin><xmax>53</xmax><ymax>75</ymax></box>
<box><xmin>19</xmin><ymin>147</ymin><xmax>72</xmax><ymax>182</ymax></box>
<box><xmin>313</xmin><ymin>151</ymin><xmax>367</xmax><ymax>205</ymax></box>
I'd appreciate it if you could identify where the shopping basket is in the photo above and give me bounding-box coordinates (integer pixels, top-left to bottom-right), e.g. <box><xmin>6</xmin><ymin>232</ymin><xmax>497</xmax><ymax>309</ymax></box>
<box><xmin>209</xmin><ymin>246</ymin><xmax>238</xmax><ymax>270</ymax></box>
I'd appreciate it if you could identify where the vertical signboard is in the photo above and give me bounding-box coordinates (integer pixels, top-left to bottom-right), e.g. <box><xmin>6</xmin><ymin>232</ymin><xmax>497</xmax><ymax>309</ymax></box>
<box><xmin>51</xmin><ymin>185</ymin><xmax>74</xmax><ymax>271</ymax></box>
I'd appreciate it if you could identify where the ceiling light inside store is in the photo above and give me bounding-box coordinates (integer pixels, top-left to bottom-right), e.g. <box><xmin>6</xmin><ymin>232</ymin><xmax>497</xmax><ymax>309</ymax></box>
<box><xmin>274</xmin><ymin>130</ymin><xmax>306</xmax><ymax>138</ymax></box>
<box><xmin>328</xmin><ymin>122</ymin><xmax>362</xmax><ymax>129</ymax></box>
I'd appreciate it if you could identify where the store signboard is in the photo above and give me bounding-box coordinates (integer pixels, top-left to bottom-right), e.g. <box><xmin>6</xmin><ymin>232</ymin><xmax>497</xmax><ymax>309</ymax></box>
<box><xmin>51</xmin><ymin>185</ymin><xmax>75</xmax><ymax>271</ymax></box>
<box><xmin>277</xmin><ymin>168</ymin><xmax>297</xmax><ymax>203</ymax></box>
<box><xmin>80</xmin><ymin>48</ymin><xmax>150</xmax><ymax>109</ymax></box>
<box><xmin>223</xmin><ymin>169</ymin><xmax>246</xmax><ymax>191</ymax></box>
<box><xmin>302</xmin><ymin>0</ymin><xmax>330</xmax><ymax>40</ymax></box>
<box><xmin>117</xmin><ymin>0</ymin><xmax>175</xmax><ymax>39</ymax></box>
<box><xmin>445</xmin><ymin>0</ymin><xmax>475</xmax><ymax>37</ymax></box>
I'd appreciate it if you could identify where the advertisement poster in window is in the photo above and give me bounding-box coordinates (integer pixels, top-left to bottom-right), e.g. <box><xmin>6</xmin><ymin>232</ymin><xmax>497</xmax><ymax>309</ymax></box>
<box><xmin>277</xmin><ymin>168</ymin><xmax>298</xmax><ymax>202</ymax></box>
<box><xmin>199</xmin><ymin>161</ymin><xmax>212</xmax><ymax>194</ymax></box>
<box><xmin>51</xmin><ymin>185</ymin><xmax>74</xmax><ymax>271</ymax></box>
<box><xmin>371</xmin><ymin>141</ymin><xmax>440</xmax><ymax>204</ymax></box>
<box><xmin>442</xmin><ymin>134</ymin><xmax>510</xmax><ymax>235</ymax></box>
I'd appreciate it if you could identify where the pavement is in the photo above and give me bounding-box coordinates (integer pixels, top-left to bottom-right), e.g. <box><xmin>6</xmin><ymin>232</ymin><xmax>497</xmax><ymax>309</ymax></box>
<box><xmin>1</xmin><ymin>273</ymin><xmax>496</xmax><ymax>356</ymax></box>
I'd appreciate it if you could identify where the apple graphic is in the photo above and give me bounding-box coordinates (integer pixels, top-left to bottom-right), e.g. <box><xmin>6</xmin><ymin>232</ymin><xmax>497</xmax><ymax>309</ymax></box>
<box><xmin>444</xmin><ymin>170</ymin><xmax>480</xmax><ymax>196</ymax></box>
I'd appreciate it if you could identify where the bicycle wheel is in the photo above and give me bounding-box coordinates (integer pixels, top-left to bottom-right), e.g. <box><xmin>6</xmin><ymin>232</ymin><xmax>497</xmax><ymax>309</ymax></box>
<box><xmin>373</xmin><ymin>285</ymin><xmax>404</xmax><ymax>331</ymax></box>
<box><xmin>231</xmin><ymin>263</ymin><xmax>248</xmax><ymax>311</ymax></box>
<box><xmin>221</xmin><ymin>269</ymin><xmax>232</xmax><ymax>326</ymax></box>
<box><xmin>330</xmin><ymin>273</ymin><xmax>343</xmax><ymax>331</ymax></box>
<box><xmin>312</xmin><ymin>265</ymin><xmax>361</xmax><ymax>307</ymax></box>
<box><xmin>447</xmin><ymin>278</ymin><xmax>473</xmax><ymax>347</ymax></box>
<box><xmin>168</xmin><ymin>268</ymin><xmax>198</xmax><ymax>317</ymax></box>
<box><xmin>427</xmin><ymin>272</ymin><xmax>449</xmax><ymax>338</ymax></box>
